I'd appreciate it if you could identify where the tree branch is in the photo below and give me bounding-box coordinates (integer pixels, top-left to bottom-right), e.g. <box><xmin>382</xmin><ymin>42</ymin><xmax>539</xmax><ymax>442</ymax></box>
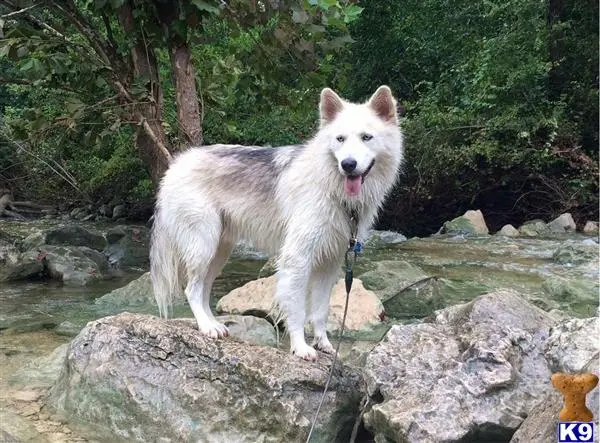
<box><xmin>0</xmin><ymin>4</ymin><xmax>37</xmax><ymax>19</ymax></box>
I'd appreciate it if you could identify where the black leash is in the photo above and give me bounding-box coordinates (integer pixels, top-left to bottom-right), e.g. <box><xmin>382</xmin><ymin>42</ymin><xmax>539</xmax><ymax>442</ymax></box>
<box><xmin>305</xmin><ymin>210</ymin><xmax>362</xmax><ymax>443</ymax></box>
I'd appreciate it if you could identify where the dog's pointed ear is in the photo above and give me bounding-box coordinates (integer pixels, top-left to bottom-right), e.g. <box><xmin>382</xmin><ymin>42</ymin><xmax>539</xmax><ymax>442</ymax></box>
<box><xmin>319</xmin><ymin>88</ymin><xmax>344</xmax><ymax>127</ymax></box>
<box><xmin>368</xmin><ymin>85</ymin><xmax>398</xmax><ymax>124</ymax></box>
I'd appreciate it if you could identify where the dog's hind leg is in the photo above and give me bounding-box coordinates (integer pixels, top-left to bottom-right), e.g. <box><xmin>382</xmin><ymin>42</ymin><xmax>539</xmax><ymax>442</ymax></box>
<box><xmin>308</xmin><ymin>264</ymin><xmax>339</xmax><ymax>354</ymax></box>
<box><xmin>180</xmin><ymin>212</ymin><xmax>230</xmax><ymax>339</ymax></box>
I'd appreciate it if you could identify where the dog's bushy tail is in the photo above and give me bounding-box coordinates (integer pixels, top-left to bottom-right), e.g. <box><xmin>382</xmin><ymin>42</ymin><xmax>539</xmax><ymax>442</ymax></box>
<box><xmin>150</xmin><ymin>211</ymin><xmax>181</xmax><ymax>318</ymax></box>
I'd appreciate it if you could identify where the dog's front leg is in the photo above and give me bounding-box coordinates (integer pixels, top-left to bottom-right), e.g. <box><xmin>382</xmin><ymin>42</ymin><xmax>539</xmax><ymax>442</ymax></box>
<box><xmin>275</xmin><ymin>260</ymin><xmax>316</xmax><ymax>361</ymax></box>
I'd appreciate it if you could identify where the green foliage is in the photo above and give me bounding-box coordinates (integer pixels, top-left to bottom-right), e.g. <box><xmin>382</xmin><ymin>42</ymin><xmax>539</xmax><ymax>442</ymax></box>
<box><xmin>342</xmin><ymin>0</ymin><xmax>598</xmax><ymax>234</ymax></box>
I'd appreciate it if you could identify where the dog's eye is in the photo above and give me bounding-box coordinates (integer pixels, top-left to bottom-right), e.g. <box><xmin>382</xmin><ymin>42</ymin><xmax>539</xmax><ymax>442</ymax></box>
<box><xmin>336</xmin><ymin>135</ymin><xmax>346</xmax><ymax>143</ymax></box>
<box><xmin>361</xmin><ymin>133</ymin><xmax>373</xmax><ymax>141</ymax></box>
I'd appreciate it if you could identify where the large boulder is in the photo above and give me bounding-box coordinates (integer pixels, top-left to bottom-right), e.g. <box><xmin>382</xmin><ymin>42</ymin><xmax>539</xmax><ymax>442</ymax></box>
<box><xmin>497</xmin><ymin>224</ymin><xmax>520</xmax><ymax>237</ymax></box>
<box><xmin>48</xmin><ymin>313</ymin><xmax>362</xmax><ymax>442</ymax></box>
<box><xmin>42</xmin><ymin>245</ymin><xmax>108</xmax><ymax>286</ymax></box>
<box><xmin>216</xmin><ymin>275</ymin><xmax>385</xmax><ymax>335</ymax></box>
<box><xmin>547</xmin><ymin>213</ymin><xmax>576</xmax><ymax>233</ymax></box>
<box><xmin>363</xmin><ymin>290</ymin><xmax>556</xmax><ymax>443</ymax></box>
<box><xmin>104</xmin><ymin>225</ymin><xmax>150</xmax><ymax>268</ymax></box>
<box><xmin>583</xmin><ymin>221</ymin><xmax>599</xmax><ymax>235</ymax></box>
<box><xmin>440</xmin><ymin>210</ymin><xmax>489</xmax><ymax>236</ymax></box>
<box><xmin>22</xmin><ymin>225</ymin><xmax>106</xmax><ymax>252</ymax></box>
<box><xmin>518</xmin><ymin>220</ymin><xmax>550</xmax><ymax>237</ymax></box>
<box><xmin>0</xmin><ymin>245</ymin><xmax>43</xmax><ymax>281</ymax></box>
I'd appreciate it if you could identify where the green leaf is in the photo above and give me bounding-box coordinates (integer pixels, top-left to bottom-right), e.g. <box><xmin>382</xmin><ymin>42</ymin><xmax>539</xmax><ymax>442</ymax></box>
<box><xmin>343</xmin><ymin>4</ymin><xmax>363</xmax><ymax>24</ymax></box>
<box><xmin>191</xmin><ymin>0</ymin><xmax>220</xmax><ymax>15</ymax></box>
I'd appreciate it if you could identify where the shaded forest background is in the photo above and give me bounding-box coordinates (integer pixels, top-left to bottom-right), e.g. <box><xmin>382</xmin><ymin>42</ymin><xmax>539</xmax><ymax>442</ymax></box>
<box><xmin>0</xmin><ymin>0</ymin><xmax>598</xmax><ymax>236</ymax></box>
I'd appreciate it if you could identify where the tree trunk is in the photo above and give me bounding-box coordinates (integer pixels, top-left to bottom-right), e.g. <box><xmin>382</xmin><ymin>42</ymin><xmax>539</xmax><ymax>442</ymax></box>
<box><xmin>169</xmin><ymin>38</ymin><xmax>203</xmax><ymax>147</ymax></box>
<box><xmin>118</xmin><ymin>2</ymin><xmax>171</xmax><ymax>186</ymax></box>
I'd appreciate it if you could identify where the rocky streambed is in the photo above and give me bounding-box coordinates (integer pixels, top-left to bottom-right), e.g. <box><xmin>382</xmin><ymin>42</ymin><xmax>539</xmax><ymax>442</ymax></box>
<box><xmin>0</xmin><ymin>212</ymin><xmax>598</xmax><ymax>442</ymax></box>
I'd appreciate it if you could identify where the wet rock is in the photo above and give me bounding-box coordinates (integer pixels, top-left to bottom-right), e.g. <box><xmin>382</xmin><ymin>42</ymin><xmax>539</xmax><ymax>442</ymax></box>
<box><xmin>363</xmin><ymin>290</ymin><xmax>555</xmax><ymax>443</ymax></box>
<box><xmin>541</xmin><ymin>275</ymin><xmax>598</xmax><ymax>316</ymax></box>
<box><xmin>48</xmin><ymin>313</ymin><xmax>362</xmax><ymax>443</ymax></box>
<box><xmin>111</xmin><ymin>204</ymin><xmax>126</xmax><ymax>219</ymax></box>
<box><xmin>358</xmin><ymin>260</ymin><xmax>445</xmax><ymax>318</ymax></box>
<box><xmin>547</xmin><ymin>213</ymin><xmax>576</xmax><ymax>233</ymax></box>
<box><xmin>216</xmin><ymin>275</ymin><xmax>385</xmax><ymax>335</ymax></box>
<box><xmin>42</xmin><ymin>245</ymin><xmax>108</xmax><ymax>286</ymax></box>
<box><xmin>552</xmin><ymin>241</ymin><xmax>598</xmax><ymax>265</ymax></box>
<box><xmin>583</xmin><ymin>221</ymin><xmax>599</xmax><ymax>235</ymax></box>
<box><xmin>0</xmin><ymin>409</ymin><xmax>44</xmax><ymax>443</ymax></box>
<box><xmin>9</xmin><ymin>344</ymin><xmax>68</xmax><ymax>389</ymax></box>
<box><xmin>365</xmin><ymin>230</ymin><xmax>407</xmax><ymax>246</ymax></box>
<box><xmin>22</xmin><ymin>225</ymin><xmax>106</xmax><ymax>252</ymax></box>
<box><xmin>518</xmin><ymin>220</ymin><xmax>550</xmax><ymax>237</ymax></box>
<box><xmin>498</xmin><ymin>224</ymin><xmax>520</xmax><ymax>237</ymax></box>
<box><xmin>0</xmin><ymin>246</ymin><xmax>44</xmax><ymax>282</ymax></box>
<box><xmin>104</xmin><ymin>225</ymin><xmax>149</xmax><ymax>268</ymax></box>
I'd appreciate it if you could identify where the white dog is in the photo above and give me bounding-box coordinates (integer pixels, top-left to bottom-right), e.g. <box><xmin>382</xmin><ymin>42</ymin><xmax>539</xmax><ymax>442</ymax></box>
<box><xmin>150</xmin><ymin>86</ymin><xmax>403</xmax><ymax>360</ymax></box>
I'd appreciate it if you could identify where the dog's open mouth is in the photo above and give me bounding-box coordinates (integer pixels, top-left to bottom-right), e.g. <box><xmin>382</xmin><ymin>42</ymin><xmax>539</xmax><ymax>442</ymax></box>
<box><xmin>344</xmin><ymin>159</ymin><xmax>375</xmax><ymax>197</ymax></box>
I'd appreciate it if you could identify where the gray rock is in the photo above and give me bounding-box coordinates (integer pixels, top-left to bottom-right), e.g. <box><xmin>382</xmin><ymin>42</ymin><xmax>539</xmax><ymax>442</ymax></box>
<box><xmin>9</xmin><ymin>344</ymin><xmax>68</xmax><ymax>389</ymax></box>
<box><xmin>365</xmin><ymin>230</ymin><xmax>407</xmax><ymax>246</ymax></box>
<box><xmin>48</xmin><ymin>313</ymin><xmax>362</xmax><ymax>443</ymax></box>
<box><xmin>583</xmin><ymin>221</ymin><xmax>599</xmax><ymax>235</ymax></box>
<box><xmin>509</xmin><ymin>392</ymin><xmax>562</xmax><ymax>443</ymax></box>
<box><xmin>358</xmin><ymin>260</ymin><xmax>444</xmax><ymax>318</ymax></box>
<box><xmin>440</xmin><ymin>209</ymin><xmax>489</xmax><ymax>236</ymax></box>
<box><xmin>518</xmin><ymin>220</ymin><xmax>550</xmax><ymax>237</ymax></box>
<box><xmin>547</xmin><ymin>213</ymin><xmax>576</xmax><ymax>233</ymax></box>
<box><xmin>22</xmin><ymin>225</ymin><xmax>106</xmax><ymax>252</ymax></box>
<box><xmin>544</xmin><ymin>316</ymin><xmax>599</xmax><ymax>374</ymax></box>
<box><xmin>43</xmin><ymin>245</ymin><xmax>108</xmax><ymax>286</ymax></box>
<box><xmin>98</xmin><ymin>203</ymin><xmax>111</xmax><ymax>217</ymax></box>
<box><xmin>0</xmin><ymin>409</ymin><xmax>44</xmax><ymax>443</ymax></box>
<box><xmin>363</xmin><ymin>290</ymin><xmax>555</xmax><ymax>443</ymax></box>
<box><xmin>498</xmin><ymin>224</ymin><xmax>520</xmax><ymax>237</ymax></box>
<box><xmin>103</xmin><ymin>225</ymin><xmax>149</xmax><ymax>268</ymax></box>
<box><xmin>511</xmin><ymin>317</ymin><xmax>599</xmax><ymax>443</ymax></box>
<box><xmin>0</xmin><ymin>246</ymin><xmax>43</xmax><ymax>282</ymax></box>
<box><xmin>112</xmin><ymin>204</ymin><xmax>126</xmax><ymax>219</ymax></box>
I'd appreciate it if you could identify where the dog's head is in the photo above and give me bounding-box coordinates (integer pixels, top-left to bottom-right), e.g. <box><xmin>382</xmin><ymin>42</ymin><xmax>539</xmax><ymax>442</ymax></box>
<box><xmin>319</xmin><ymin>86</ymin><xmax>400</xmax><ymax>197</ymax></box>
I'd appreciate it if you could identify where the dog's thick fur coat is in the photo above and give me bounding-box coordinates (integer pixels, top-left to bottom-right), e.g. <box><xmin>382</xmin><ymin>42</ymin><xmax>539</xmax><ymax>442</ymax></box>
<box><xmin>150</xmin><ymin>86</ymin><xmax>403</xmax><ymax>359</ymax></box>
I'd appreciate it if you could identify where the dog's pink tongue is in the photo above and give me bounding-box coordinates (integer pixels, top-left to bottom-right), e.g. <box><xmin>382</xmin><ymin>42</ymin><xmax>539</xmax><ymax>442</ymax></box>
<box><xmin>344</xmin><ymin>176</ymin><xmax>362</xmax><ymax>197</ymax></box>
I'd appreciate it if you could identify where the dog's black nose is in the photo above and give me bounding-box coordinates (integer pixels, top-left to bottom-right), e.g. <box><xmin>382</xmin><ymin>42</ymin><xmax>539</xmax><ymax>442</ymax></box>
<box><xmin>341</xmin><ymin>158</ymin><xmax>357</xmax><ymax>173</ymax></box>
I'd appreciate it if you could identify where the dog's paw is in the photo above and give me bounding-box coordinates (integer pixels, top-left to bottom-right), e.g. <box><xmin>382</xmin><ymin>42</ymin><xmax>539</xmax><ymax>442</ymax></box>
<box><xmin>199</xmin><ymin>322</ymin><xmax>229</xmax><ymax>339</ymax></box>
<box><xmin>313</xmin><ymin>338</ymin><xmax>335</xmax><ymax>355</ymax></box>
<box><xmin>292</xmin><ymin>343</ymin><xmax>318</xmax><ymax>361</ymax></box>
